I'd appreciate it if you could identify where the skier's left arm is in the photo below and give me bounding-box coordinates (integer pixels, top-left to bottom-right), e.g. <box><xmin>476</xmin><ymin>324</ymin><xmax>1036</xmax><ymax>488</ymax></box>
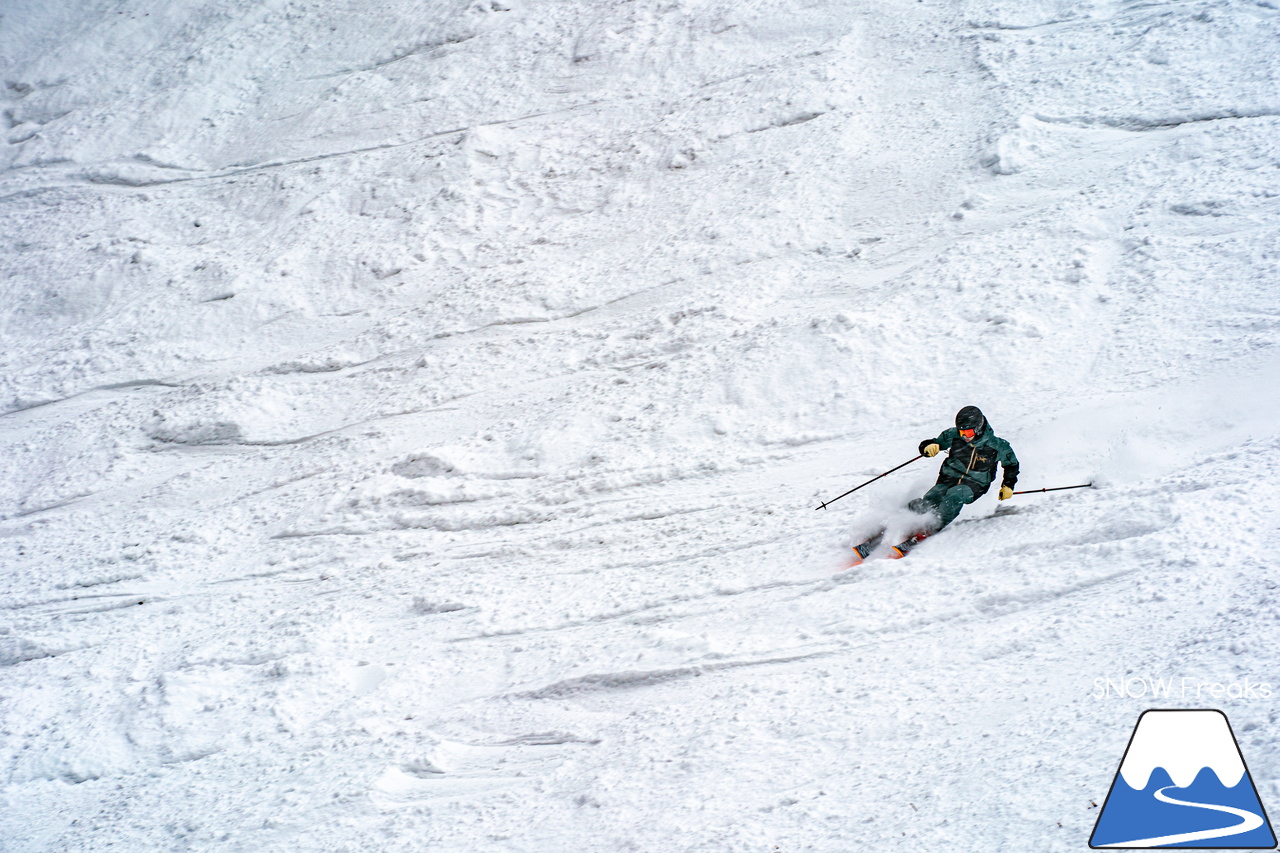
<box><xmin>997</xmin><ymin>440</ymin><xmax>1019</xmax><ymax>500</ymax></box>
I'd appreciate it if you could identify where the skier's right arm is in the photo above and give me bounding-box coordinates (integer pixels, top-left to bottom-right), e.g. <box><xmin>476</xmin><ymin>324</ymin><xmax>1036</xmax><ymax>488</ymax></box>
<box><xmin>919</xmin><ymin>428</ymin><xmax>955</xmax><ymax>457</ymax></box>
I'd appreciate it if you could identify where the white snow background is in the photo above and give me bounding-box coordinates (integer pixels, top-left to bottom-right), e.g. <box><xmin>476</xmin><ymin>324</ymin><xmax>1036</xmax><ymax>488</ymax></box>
<box><xmin>2</xmin><ymin>0</ymin><xmax>1279</xmax><ymax>850</ymax></box>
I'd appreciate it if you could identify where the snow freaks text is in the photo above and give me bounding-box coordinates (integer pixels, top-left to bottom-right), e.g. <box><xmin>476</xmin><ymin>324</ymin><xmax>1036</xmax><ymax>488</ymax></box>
<box><xmin>1092</xmin><ymin>677</ymin><xmax>1274</xmax><ymax>701</ymax></box>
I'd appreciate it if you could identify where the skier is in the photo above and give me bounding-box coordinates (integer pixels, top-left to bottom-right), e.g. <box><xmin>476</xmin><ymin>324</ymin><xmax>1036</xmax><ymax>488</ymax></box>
<box><xmin>853</xmin><ymin>405</ymin><xmax>1019</xmax><ymax>561</ymax></box>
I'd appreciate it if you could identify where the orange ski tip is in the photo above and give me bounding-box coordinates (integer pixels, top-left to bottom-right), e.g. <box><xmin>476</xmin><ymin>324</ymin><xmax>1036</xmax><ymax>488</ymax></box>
<box><xmin>887</xmin><ymin>546</ymin><xmax>906</xmax><ymax>559</ymax></box>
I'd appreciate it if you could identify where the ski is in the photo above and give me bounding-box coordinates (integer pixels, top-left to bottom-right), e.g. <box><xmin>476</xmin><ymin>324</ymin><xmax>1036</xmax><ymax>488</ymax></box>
<box><xmin>846</xmin><ymin>529</ymin><xmax>929</xmax><ymax>567</ymax></box>
<box><xmin>847</xmin><ymin>531</ymin><xmax>885</xmax><ymax>567</ymax></box>
<box><xmin>887</xmin><ymin>531</ymin><xmax>929</xmax><ymax>559</ymax></box>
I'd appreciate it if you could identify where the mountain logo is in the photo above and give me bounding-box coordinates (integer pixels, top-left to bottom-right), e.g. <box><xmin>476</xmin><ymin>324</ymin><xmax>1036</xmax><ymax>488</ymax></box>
<box><xmin>1091</xmin><ymin>709</ymin><xmax>1276</xmax><ymax>849</ymax></box>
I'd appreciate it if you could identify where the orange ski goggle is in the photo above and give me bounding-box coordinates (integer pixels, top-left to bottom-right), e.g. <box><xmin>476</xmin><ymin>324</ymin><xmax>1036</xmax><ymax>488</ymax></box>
<box><xmin>959</xmin><ymin>427</ymin><xmax>977</xmax><ymax>440</ymax></box>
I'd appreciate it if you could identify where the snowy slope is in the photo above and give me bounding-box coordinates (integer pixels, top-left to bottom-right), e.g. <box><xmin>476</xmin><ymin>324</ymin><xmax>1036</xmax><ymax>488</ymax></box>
<box><xmin>2</xmin><ymin>0</ymin><xmax>1279</xmax><ymax>850</ymax></box>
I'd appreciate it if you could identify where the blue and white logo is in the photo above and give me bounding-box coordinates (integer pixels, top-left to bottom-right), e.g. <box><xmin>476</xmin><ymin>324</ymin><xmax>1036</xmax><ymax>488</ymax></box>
<box><xmin>1091</xmin><ymin>710</ymin><xmax>1276</xmax><ymax>848</ymax></box>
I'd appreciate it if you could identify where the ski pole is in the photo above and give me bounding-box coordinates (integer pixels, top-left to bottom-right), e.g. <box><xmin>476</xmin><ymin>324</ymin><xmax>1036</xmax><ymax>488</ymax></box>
<box><xmin>1011</xmin><ymin>483</ymin><xmax>1093</xmax><ymax>495</ymax></box>
<box><xmin>815</xmin><ymin>455</ymin><xmax>922</xmax><ymax>510</ymax></box>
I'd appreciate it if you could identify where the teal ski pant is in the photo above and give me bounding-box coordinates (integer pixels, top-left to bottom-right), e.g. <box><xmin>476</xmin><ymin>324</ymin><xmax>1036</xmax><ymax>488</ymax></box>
<box><xmin>908</xmin><ymin>483</ymin><xmax>978</xmax><ymax>531</ymax></box>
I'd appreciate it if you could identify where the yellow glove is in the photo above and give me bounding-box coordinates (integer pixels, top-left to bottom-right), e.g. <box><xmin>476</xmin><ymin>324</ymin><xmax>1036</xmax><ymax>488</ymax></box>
<box><xmin>998</xmin><ymin>486</ymin><xmax>1013</xmax><ymax>501</ymax></box>
<box><xmin>922</xmin><ymin>443</ymin><xmax>940</xmax><ymax>458</ymax></box>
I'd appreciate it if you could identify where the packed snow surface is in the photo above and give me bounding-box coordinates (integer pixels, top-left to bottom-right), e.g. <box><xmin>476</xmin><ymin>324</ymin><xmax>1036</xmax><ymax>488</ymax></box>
<box><xmin>2</xmin><ymin>0</ymin><xmax>1279</xmax><ymax>850</ymax></box>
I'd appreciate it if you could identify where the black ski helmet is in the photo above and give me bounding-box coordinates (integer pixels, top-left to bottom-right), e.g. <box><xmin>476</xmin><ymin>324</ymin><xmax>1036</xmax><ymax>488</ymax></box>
<box><xmin>955</xmin><ymin>406</ymin><xmax>986</xmax><ymax>434</ymax></box>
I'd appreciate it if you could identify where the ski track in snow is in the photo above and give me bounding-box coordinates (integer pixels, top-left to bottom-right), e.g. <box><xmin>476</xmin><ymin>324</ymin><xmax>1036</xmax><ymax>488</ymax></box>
<box><xmin>2</xmin><ymin>0</ymin><xmax>1280</xmax><ymax>850</ymax></box>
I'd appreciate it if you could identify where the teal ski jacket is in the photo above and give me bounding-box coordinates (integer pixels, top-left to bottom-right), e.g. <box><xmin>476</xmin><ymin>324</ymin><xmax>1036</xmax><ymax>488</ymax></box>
<box><xmin>918</xmin><ymin>425</ymin><xmax>1019</xmax><ymax>497</ymax></box>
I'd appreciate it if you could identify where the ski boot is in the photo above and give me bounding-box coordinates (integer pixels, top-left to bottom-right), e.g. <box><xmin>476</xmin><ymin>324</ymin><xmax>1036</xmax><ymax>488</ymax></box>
<box><xmin>849</xmin><ymin>532</ymin><xmax>885</xmax><ymax>566</ymax></box>
<box><xmin>887</xmin><ymin>531</ymin><xmax>930</xmax><ymax>559</ymax></box>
